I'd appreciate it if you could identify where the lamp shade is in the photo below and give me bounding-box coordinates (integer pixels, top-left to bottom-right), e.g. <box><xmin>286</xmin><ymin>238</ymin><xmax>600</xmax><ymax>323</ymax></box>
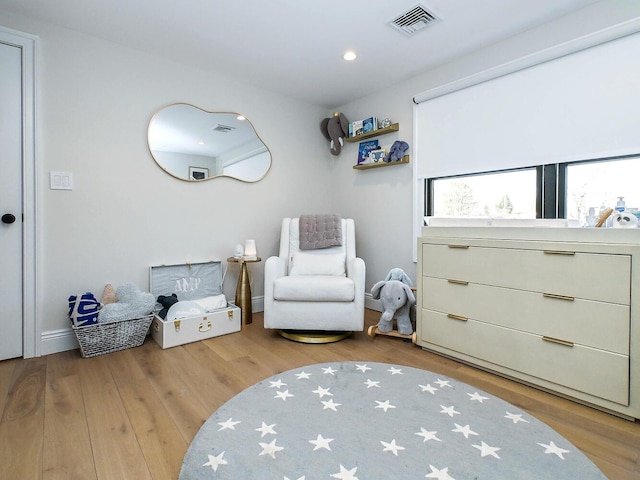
<box><xmin>244</xmin><ymin>239</ymin><xmax>257</xmax><ymax>258</ymax></box>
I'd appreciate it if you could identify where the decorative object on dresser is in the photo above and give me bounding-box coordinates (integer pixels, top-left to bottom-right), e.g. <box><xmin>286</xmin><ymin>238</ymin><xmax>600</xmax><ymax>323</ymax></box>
<box><xmin>417</xmin><ymin>226</ymin><xmax>640</xmax><ymax>420</ymax></box>
<box><xmin>179</xmin><ymin>361</ymin><xmax>606</xmax><ymax>480</ymax></box>
<box><xmin>149</xmin><ymin>261</ymin><xmax>240</xmax><ymax>348</ymax></box>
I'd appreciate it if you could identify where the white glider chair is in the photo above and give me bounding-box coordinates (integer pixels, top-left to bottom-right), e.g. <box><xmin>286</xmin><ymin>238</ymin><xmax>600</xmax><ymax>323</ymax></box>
<box><xmin>264</xmin><ymin>216</ymin><xmax>366</xmax><ymax>343</ymax></box>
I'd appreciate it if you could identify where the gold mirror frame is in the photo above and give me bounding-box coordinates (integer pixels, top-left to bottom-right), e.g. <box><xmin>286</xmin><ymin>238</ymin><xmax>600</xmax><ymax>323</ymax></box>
<box><xmin>148</xmin><ymin>103</ymin><xmax>271</xmax><ymax>182</ymax></box>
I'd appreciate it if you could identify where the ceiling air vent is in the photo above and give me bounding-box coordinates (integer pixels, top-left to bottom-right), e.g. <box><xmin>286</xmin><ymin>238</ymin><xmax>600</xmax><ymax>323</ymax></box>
<box><xmin>388</xmin><ymin>4</ymin><xmax>439</xmax><ymax>37</ymax></box>
<box><xmin>213</xmin><ymin>124</ymin><xmax>235</xmax><ymax>133</ymax></box>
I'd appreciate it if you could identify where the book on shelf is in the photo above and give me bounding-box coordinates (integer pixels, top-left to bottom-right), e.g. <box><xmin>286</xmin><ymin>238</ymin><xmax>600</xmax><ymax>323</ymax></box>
<box><xmin>357</xmin><ymin>140</ymin><xmax>379</xmax><ymax>164</ymax></box>
<box><xmin>350</xmin><ymin>120</ymin><xmax>363</xmax><ymax>137</ymax></box>
<box><xmin>362</xmin><ymin>117</ymin><xmax>377</xmax><ymax>134</ymax></box>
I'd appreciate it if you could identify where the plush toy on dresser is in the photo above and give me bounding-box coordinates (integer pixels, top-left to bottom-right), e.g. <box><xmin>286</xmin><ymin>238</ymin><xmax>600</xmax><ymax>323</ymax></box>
<box><xmin>368</xmin><ymin>268</ymin><xmax>417</xmax><ymax>342</ymax></box>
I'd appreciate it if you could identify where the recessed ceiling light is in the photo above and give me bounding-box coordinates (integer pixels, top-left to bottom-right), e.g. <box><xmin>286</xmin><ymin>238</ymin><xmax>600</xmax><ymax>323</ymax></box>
<box><xmin>237</xmin><ymin>115</ymin><xmax>246</xmax><ymax>121</ymax></box>
<box><xmin>343</xmin><ymin>51</ymin><xmax>357</xmax><ymax>61</ymax></box>
<box><xmin>198</xmin><ymin>141</ymin><xmax>205</xmax><ymax>145</ymax></box>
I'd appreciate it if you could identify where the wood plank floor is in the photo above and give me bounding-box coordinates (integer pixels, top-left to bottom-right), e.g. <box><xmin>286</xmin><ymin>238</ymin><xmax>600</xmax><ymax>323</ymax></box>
<box><xmin>1</xmin><ymin>309</ymin><xmax>639</xmax><ymax>479</ymax></box>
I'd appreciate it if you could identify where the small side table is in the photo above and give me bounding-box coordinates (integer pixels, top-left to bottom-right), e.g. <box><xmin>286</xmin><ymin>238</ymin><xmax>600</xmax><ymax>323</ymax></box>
<box><xmin>227</xmin><ymin>257</ymin><xmax>261</xmax><ymax>325</ymax></box>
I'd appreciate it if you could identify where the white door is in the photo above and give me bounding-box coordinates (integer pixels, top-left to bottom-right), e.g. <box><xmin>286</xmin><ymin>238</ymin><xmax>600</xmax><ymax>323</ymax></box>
<box><xmin>0</xmin><ymin>40</ymin><xmax>24</xmax><ymax>360</ymax></box>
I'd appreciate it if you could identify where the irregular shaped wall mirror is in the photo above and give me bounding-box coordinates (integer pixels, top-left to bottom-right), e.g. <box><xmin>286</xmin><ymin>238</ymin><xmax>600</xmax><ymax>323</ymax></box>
<box><xmin>148</xmin><ymin>103</ymin><xmax>271</xmax><ymax>182</ymax></box>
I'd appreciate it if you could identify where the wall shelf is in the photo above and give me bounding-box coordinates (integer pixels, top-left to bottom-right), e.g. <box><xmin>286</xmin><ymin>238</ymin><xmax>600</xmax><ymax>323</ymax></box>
<box><xmin>345</xmin><ymin>123</ymin><xmax>399</xmax><ymax>143</ymax></box>
<box><xmin>353</xmin><ymin>155</ymin><xmax>410</xmax><ymax>170</ymax></box>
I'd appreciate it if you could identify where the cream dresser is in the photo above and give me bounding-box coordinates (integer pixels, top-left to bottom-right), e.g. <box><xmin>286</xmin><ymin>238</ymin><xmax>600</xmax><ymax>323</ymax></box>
<box><xmin>417</xmin><ymin>226</ymin><xmax>640</xmax><ymax>419</ymax></box>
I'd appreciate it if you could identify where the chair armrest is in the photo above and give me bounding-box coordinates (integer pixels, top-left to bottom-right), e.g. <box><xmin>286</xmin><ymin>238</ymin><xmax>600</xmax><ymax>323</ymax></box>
<box><xmin>264</xmin><ymin>256</ymin><xmax>286</xmax><ymax>303</ymax></box>
<box><xmin>346</xmin><ymin>257</ymin><xmax>366</xmax><ymax>297</ymax></box>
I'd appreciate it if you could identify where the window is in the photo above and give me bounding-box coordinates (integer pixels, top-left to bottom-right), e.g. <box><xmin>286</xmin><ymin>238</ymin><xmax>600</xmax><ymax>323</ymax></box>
<box><xmin>425</xmin><ymin>155</ymin><xmax>640</xmax><ymax>226</ymax></box>
<box><xmin>428</xmin><ymin>168</ymin><xmax>537</xmax><ymax>219</ymax></box>
<box><xmin>565</xmin><ymin>156</ymin><xmax>640</xmax><ymax>224</ymax></box>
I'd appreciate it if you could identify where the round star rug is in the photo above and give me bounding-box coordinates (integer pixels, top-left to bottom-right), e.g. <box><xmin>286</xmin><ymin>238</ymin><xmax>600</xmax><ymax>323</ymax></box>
<box><xmin>179</xmin><ymin>361</ymin><xmax>606</xmax><ymax>479</ymax></box>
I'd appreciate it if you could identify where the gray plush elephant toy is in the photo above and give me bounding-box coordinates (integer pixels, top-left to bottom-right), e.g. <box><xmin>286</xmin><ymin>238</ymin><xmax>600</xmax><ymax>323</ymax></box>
<box><xmin>371</xmin><ymin>270</ymin><xmax>416</xmax><ymax>335</ymax></box>
<box><xmin>320</xmin><ymin>112</ymin><xmax>349</xmax><ymax>156</ymax></box>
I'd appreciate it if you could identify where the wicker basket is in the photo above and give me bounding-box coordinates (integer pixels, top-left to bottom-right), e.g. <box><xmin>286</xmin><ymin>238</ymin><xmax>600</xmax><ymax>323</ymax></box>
<box><xmin>72</xmin><ymin>314</ymin><xmax>154</xmax><ymax>358</ymax></box>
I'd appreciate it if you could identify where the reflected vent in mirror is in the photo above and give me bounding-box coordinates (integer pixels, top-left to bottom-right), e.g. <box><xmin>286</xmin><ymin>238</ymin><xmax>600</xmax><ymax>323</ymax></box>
<box><xmin>213</xmin><ymin>124</ymin><xmax>235</xmax><ymax>133</ymax></box>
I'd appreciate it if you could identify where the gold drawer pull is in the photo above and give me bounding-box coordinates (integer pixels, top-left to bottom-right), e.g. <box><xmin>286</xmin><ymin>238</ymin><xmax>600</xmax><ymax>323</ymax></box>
<box><xmin>543</xmin><ymin>250</ymin><xmax>575</xmax><ymax>256</ymax></box>
<box><xmin>448</xmin><ymin>245</ymin><xmax>469</xmax><ymax>249</ymax></box>
<box><xmin>543</xmin><ymin>293</ymin><xmax>575</xmax><ymax>302</ymax></box>
<box><xmin>542</xmin><ymin>336</ymin><xmax>574</xmax><ymax>347</ymax></box>
<box><xmin>448</xmin><ymin>279</ymin><xmax>469</xmax><ymax>286</ymax></box>
<box><xmin>199</xmin><ymin>320</ymin><xmax>212</xmax><ymax>332</ymax></box>
<box><xmin>447</xmin><ymin>314</ymin><xmax>468</xmax><ymax>322</ymax></box>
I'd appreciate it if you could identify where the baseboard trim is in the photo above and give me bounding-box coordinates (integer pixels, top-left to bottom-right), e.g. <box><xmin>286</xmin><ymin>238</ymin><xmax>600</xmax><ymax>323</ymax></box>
<box><xmin>40</xmin><ymin>328</ymin><xmax>78</xmax><ymax>356</ymax></box>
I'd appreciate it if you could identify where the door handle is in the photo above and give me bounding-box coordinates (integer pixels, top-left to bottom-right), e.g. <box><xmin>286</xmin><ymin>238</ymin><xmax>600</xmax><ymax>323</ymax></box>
<box><xmin>1</xmin><ymin>213</ymin><xmax>16</xmax><ymax>224</ymax></box>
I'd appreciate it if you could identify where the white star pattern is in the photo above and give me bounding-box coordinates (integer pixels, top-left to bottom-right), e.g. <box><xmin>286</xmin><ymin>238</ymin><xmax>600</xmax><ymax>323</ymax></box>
<box><xmin>440</xmin><ymin>405</ymin><xmax>460</xmax><ymax>417</ymax></box>
<box><xmin>255</xmin><ymin>422</ymin><xmax>277</xmax><ymax>437</ymax></box>
<box><xmin>274</xmin><ymin>389</ymin><xmax>294</xmax><ymax>401</ymax></box>
<box><xmin>330</xmin><ymin>464</ymin><xmax>359</xmax><ymax>479</ymax></box>
<box><xmin>321</xmin><ymin>399</ymin><xmax>342</xmax><ymax>411</ymax></box>
<box><xmin>419</xmin><ymin>384</ymin><xmax>438</xmax><ymax>394</ymax></box>
<box><xmin>452</xmin><ymin>423</ymin><xmax>478</xmax><ymax>439</ymax></box>
<box><xmin>203</xmin><ymin>451</ymin><xmax>227</xmax><ymax>471</ymax></box>
<box><xmin>381</xmin><ymin>439</ymin><xmax>405</xmax><ymax>456</ymax></box>
<box><xmin>309</xmin><ymin>434</ymin><xmax>333</xmax><ymax>451</ymax></box>
<box><xmin>192</xmin><ymin>363</ymin><xmax>598</xmax><ymax>479</ymax></box>
<box><xmin>375</xmin><ymin>400</ymin><xmax>396</xmax><ymax>412</ymax></box>
<box><xmin>425</xmin><ymin>464</ymin><xmax>456</xmax><ymax>479</ymax></box>
<box><xmin>538</xmin><ymin>441</ymin><xmax>570</xmax><ymax>459</ymax></box>
<box><xmin>259</xmin><ymin>438</ymin><xmax>284</xmax><ymax>459</ymax></box>
<box><xmin>467</xmin><ymin>392</ymin><xmax>490</xmax><ymax>403</ymax></box>
<box><xmin>416</xmin><ymin>427</ymin><xmax>442</xmax><ymax>442</ymax></box>
<box><xmin>505</xmin><ymin>411</ymin><xmax>530</xmax><ymax>424</ymax></box>
<box><xmin>312</xmin><ymin>386</ymin><xmax>333</xmax><ymax>398</ymax></box>
<box><xmin>473</xmin><ymin>441</ymin><xmax>501</xmax><ymax>458</ymax></box>
<box><xmin>217</xmin><ymin>417</ymin><xmax>240</xmax><ymax>431</ymax></box>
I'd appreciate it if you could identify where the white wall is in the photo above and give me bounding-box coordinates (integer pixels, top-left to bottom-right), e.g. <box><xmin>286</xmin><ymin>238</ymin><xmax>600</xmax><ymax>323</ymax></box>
<box><xmin>333</xmin><ymin>0</ymin><xmax>640</xmax><ymax>292</ymax></box>
<box><xmin>0</xmin><ymin>11</ymin><xmax>332</xmax><ymax>355</ymax></box>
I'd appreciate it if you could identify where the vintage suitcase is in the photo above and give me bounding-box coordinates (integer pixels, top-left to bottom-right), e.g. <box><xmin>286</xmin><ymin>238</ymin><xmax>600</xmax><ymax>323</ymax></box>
<box><xmin>149</xmin><ymin>261</ymin><xmax>241</xmax><ymax>348</ymax></box>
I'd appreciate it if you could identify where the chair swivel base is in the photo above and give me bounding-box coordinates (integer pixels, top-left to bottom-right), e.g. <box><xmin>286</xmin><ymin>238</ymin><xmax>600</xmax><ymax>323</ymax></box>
<box><xmin>279</xmin><ymin>330</ymin><xmax>352</xmax><ymax>344</ymax></box>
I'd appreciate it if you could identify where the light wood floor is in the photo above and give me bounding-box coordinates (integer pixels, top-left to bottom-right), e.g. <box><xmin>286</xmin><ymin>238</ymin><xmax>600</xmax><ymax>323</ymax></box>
<box><xmin>1</xmin><ymin>309</ymin><xmax>639</xmax><ymax>479</ymax></box>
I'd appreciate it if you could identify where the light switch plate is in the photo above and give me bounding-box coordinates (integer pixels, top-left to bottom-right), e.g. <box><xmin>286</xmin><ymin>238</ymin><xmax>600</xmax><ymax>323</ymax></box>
<box><xmin>50</xmin><ymin>171</ymin><xmax>73</xmax><ymax>190</ymax></box>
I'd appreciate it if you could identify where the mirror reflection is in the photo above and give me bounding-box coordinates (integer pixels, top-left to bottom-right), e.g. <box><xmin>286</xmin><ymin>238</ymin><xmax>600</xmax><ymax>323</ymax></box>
<box><xmin>148</xmin><ymin>103</ymin><xmax>271</xmax><ymax>182</ymax></box>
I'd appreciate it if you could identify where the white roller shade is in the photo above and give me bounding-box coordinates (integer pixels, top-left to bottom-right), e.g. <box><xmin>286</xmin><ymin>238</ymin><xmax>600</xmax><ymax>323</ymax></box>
<box><xmin>415</xmin><ymin>31</ymin><xmax>640</xmax><ymax>179</ymax></box>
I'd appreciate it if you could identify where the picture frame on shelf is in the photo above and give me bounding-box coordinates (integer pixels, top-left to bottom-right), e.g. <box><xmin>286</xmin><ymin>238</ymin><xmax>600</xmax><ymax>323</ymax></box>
<box><xmin>189</xmin><ymin>166</ymin><xmax>209</xmax><ymax>180</ymax></box>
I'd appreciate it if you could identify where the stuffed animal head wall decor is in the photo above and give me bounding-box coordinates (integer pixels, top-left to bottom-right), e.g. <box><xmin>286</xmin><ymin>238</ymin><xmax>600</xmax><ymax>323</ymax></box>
<box><xmin>320</xmin><ymin>112</ymin><xmax>349</xmax><ymax>156</ymax></box>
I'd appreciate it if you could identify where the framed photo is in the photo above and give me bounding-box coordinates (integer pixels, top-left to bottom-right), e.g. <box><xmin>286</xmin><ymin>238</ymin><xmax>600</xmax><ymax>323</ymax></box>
<box><xmin>189</xmin><ymin>166</ymin><xmax>209</xmax><ymax>180</ymax></box>
<box><xmin>369</xmin><ymin>149</ymin><xmax>386</xmax><ymax>164</ymax></box>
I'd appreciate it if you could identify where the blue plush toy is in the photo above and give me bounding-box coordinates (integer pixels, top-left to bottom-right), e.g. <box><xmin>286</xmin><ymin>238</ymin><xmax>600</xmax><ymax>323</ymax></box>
<box><xmin>383</xmin><ymin>140</ymin><xmax>409</xmax><ymax>162</ymax></box>
<box><xmin>68</xmin><ymin>292</ymin><xmax>100</xmax><ymax>327</ymax></box>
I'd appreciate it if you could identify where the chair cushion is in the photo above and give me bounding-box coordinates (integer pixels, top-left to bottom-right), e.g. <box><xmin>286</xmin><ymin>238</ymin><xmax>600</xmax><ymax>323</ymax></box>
<box><xmin>273</xmin><ymin>275</ymin><xmax>355</xmax><ymax>302</ymax></box>
<box><xmin>289</xmin><ymin>252</ymin><xmax>346</xmax><ymax>276</ymax></box>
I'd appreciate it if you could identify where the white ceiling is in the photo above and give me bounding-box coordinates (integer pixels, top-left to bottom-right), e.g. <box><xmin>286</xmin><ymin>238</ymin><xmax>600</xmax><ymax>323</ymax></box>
<box><xmin>0</xmin><ymin>0</ymin><xmax>603</xmax><ymax>108</ymax></box>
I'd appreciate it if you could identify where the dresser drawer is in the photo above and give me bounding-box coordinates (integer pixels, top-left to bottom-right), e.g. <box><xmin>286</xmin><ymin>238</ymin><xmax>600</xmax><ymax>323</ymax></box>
<box><xmin>422</xmin><ymin>244</ymin><xmax>630</xmax><ymax>305</ymax></box>
<box><xmin>420</xmin><ymin>309</ymin><xmax>629</xmax><ymax>405</ymax></box>
<box><xmin>422</xmin><ymin>277</ymin><xmax>630</xmax><ymax>354</ymax></box>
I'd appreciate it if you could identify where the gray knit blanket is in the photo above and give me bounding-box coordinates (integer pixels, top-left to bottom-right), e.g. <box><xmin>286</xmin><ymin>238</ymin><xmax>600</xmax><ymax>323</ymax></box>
<box><xmin>298</xmin><ymin>214</ymin><xmax>343</xmax><ymax>250</ymax></box>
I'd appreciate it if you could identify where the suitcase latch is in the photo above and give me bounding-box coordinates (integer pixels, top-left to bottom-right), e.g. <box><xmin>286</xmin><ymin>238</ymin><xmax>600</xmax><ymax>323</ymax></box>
<box><xmin>174</xmin><ymin>320</ymin><xmax>181</xmax><ymax>332</ymax></box>
<box><xmin>199</xmin><ymin>319</ymin><xmax>212</xmax><ymax>332</ymax></box>
<box><xmin>227</xmin><ymin>310</ymin><xmax>233</xmax><ymax>319</ymax></box>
